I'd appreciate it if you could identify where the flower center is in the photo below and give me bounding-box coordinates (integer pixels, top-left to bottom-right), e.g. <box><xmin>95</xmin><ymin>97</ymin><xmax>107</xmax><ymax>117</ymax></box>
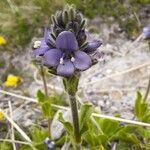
<box><xmin>59</xmin><ymin>51</ymin><xmax>75</xmax><ymax>65</ymax></box>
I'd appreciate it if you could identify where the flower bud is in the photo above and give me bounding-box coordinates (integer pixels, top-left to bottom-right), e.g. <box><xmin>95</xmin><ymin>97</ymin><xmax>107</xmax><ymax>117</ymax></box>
<box><xmin>143</xmin><ymin>25</ymin><xmax>150</xmax><ymax>40</ymax></box>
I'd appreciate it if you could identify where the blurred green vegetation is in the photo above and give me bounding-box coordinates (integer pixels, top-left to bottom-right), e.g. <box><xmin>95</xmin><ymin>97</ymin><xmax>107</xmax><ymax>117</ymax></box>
<box><xmin>0</xmin><ymin>0</ymin><xmax>64</xmax><ymax>49</ymax></box>
<box><xmin>66</xmin><ymin>0</ymin><xmax>150</xmax><ymax>18</ymax></box>
<box><xmin>66</xmin><ymin>0</ymin><xmax>150</xmax><ymax>37</ymax></box>
<box><xmin>0</xmin><ymin>0</ymin><xmax>150</xmax><ymax>50</ymax></box>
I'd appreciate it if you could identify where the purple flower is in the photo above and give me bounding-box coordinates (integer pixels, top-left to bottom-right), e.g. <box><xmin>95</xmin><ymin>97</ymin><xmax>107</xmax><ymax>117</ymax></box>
<box><xmin>33</xmin><ymin>30</ymin><xmax>101</xmax><ymax>77</ymax></box>
<box><xmin>32</xmin><ymin>28</ymin><xmax>53</xmax><ymax>56</ymax></box>
<box><xmin>83</xmin><ymin>40</ymin><xmax>102</xmax><ymax>54</ymax></box>
<box><xmin>143</xmin><ymin>25</ymin><xmax>150</xmax><ymax>40</ymax></box>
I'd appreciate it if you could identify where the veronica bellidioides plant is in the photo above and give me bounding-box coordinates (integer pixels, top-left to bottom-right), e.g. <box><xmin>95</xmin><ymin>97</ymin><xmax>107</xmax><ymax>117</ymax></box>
<box><xmin>32</xmin><ymin>5</ymin><xmax>101</xmax><ymax>149</ymax></box>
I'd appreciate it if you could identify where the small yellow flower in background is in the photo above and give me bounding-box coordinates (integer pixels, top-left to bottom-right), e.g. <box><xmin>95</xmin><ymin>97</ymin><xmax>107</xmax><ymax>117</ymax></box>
<box><xmin>0</xmin><ymin>36</ymin><xmax>6</xmax><ymax>45</ymax></box>
<box><xmin>0</xmin><ymin>111</ymin><xmax>4</xmax><ymax>121</ymax></box>
<box><xmin>3</xmin><ymin>74</ymin><xmax>21</xmax><ymax>87</ymax></box>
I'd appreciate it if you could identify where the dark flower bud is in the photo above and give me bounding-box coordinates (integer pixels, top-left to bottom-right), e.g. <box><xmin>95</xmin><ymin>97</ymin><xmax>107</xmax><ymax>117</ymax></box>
<box><xmin>70</xmin><ymin>7</ymin><xmax>75</xmax><ymax>21</ymax></box>
<box><xmin>50</xmin><ymin>33</ymin><xmax>56</xmax><ymax>40</ymax></box>
<box><xmin>47</xmin><ymin>35</ymin><xmax>56</xmax><ymax>48</ymax></box>
<box><xmin>66</xmin><ymin>22</ymin><xmax>79</xmax><ymax>34</ymax></box>
<box><xmin>53</xmin><ymin>25</ymin><xmax>64</xmax><ymax>36</ymax></box>
<box><xmin>74</xmin><ymin>12</ymin><xmax>83</xmax><ymax>23</ymax></box>
<box><xmin>80</xmin><ymin>19</ymin><xmax>86</xmax><ymax>30</ymax></box>
<box><xmin>56</xmin><ymin>11</ymin><xmax>65</xmax><ymax>28</ymax></box>
<box><xmin>80</xmin><ymin>42</ymin><xmax>88</xmax><ymax>50</ymax></box>
<box><xmin>51</xmin><ymin>15</ymin><xmax>57</xmax><ymax>26</ymax></box>
<box><xmin>84</xmin><ymin>40</ymin><xmax>102</xmax><ymax>54</ymax></box>
<box><xmin>62</xmin><ymin>10</ymin><xmax>69</xmax><ymax>24</ymax></box>
<box><xmin>77</xmin><ymin>30</ymin><xmax>87</xmax><ymax>46</ymax></box>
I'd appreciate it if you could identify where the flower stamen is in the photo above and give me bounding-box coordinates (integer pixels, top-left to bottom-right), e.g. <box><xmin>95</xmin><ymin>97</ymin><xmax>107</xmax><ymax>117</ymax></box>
<box><xmin>71</xmin><ymin>57</ymin><xmax>75</xmax><ymax>62</ymax></box>
<box><xmin>60</xmin><ymin>58</ymin><xmax>64</xmax><ymax>65</ymax></box>
<box><xmin>33</xmin><ymin>41</ymin><xmax>41</xmax><ymax>48</ymax></box>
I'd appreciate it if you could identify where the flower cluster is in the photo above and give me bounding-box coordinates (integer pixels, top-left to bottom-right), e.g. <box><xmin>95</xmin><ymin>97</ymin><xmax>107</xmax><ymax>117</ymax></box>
<box><xmin>32</xmin><ymin>6</ymin><xmax>102</xmax><ymax>77</ymax></box>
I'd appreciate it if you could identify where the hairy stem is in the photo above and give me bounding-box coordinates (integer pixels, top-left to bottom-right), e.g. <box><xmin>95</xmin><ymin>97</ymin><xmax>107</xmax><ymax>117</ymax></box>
<box><xmin>40</xmin><ymin>66</ymin><xmax>51</xmax><ymax>138</ymax></box>
<box><xmin>40</xmin><ymin>66</ymin><xmax>48</xmax><ymax>97</ymax></box>
<box><xmin>69</xmin><ymin>94</ymin><xmax>80</xmax><ymax>144</ymax></box>
<box><xmin>63</xmin><ymin>75</ymin><xmax>80</xmax><ymax>147</ymax></box>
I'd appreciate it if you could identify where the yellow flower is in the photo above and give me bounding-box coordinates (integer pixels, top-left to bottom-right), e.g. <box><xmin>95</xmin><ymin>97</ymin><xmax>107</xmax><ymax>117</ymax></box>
<box><xmin>3</xmin><ymin>74</ymin><xmax>21</xmax><ymax>87</ymax></box>
<box><xmin>0</xmin><ymin>36</ymin><xmax>6</xmax><ymax>45</ymax></box>
<box><xmin>0</xmin><ymin>111</ymin><xmax>4</xmax><ymax>121</ymax></box>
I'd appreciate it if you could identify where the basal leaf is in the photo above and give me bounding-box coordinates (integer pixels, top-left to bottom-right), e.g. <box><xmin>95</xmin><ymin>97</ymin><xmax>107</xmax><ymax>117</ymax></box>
<box><xmin>134</xmin><ymin>91</ymin><xmax>149</xmax><ymax>120</ymax></box>
<box><xmin>116</xmin><ymin>130</ymin><xmax>141</xmax><ymax>146</ymax></box>
<box><xmin>58</xmin><ymin>112</ymin><xmax>74</xmax><ymax>140</ymax></box>
<box><xmin>97</xmin><ymin>119</ymin><xmax>120</xmax><ymax>137</ymax></box>
<box><xmin>82</xmin><ymin>130</ymin><xmax>94</xmax><ymax>146</ymax></box>
<box><xmin>82</xmin><ymin>130</ymin><xmax>108</xmax><ymax>149</ymax></box>
<box><xmin>79</xmin><ymin>103</ymin><xmax>93</xmax><ymax>131</ymax></box>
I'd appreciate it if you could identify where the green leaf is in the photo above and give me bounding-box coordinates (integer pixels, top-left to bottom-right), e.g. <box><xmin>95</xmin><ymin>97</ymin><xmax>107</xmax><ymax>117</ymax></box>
<box><xmin>142</xmin><ymin>111</ymin><xmax>150</xmax><ymax>123</ymax></box>
<box><xmin>37</xmin><ymin>90</ymin><xmax>55</xmax><ymax>118</ymax></box>
<box><xmin>137</xmin><ymin>126</ymin><xmax>150</xmax><ymax>145</ymax></box>
<box><xmin>58</xmin><ymin>112</ymin><xmax>73</xmax><ymax>136</ymax></box>
<box><xmin>134</xmin><ymin>91</ymin><xmax>149</xmax><ymax>120</ymax></box>
<box><xmin>48</xmin><ymin>94</ymin><xmax>67</xmax><ymax>106</ymax></box>
<box><xmin>116</xmin><ymin>130</ymin><xmax>141</xmax><ymax>146</ymax></box>
<box><xmin>82</xmin><ymin>130</ymin><xmax>95</xmax><ymax>146</ymax></box>
<box><xmin>19</xmin><ymin>145</ymin><xmax>32</xmax><ymax>150</ymax></box>
<box><xmin>55</xmin><ymin>135</ymin><xmax>66</xmax><ymax>146</ymax></box>
<box><xmin>82</xmin><ymin>130</ymin><xmax>107</xmax><ymax>148</ymax></box>
<box><xmin>96</xmin><ymin>118</ymin><xmax>120</xmax><ymax>138</ymax></box>
<box><xmin>79</xmin><ymin>103</ymin><xmax>93</xmax><ymax>132</ymax></box>
<box><xmin>134</xmin><ymin>91</ymin><xmax>142</xmax><ymax>117</ymax></box>
<box><xmin>0</xmin><ymin>142</ymin><xmax>12</xmax><ymax>150</ymax></box>
<box><xmin>31</xmin><ymin>126</ymin><xmax>48</xmax><ymax>143</ymax></box>
<box><xmin>41</xmin><ymin>101</ymin><xmax>53</xmax><ymax>118</ymax></box>
<box><xmin>97</xmin><ymin>135</ymin><xmax>108</xmax><ymax>146</ymax></box>
<box><xmin>116</xmin><ymin>141</ymin><xmax>131</xmax><ymax>150</ymax></box>
<box><xmin>30</xmin><ymin>126</ymin><xmax>48</xmax><ymax>150</ymax></box>
<box><xmin>58</xmin><ymin>112</ymin><xmax>76</xmax><ymax>144</ymax></box>
<box><xmin>37</xmin><ymin>90</ymin><xmax>45</xmax><ymax>103</ymax></box>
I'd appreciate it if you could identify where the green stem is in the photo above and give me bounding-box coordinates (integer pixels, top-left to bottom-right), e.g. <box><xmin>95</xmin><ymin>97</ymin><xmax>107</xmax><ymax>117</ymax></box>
<box><xmin>40</xmin><ymin>66</ymin><xmax>48</xmax><ymax>97</ymax></box>
<box><xmin>68</xmin><ymin>94</ymin><xmax>80</xmax><ymax>144</ymax></box>
<box><xmin>143</xmin><ymin>41</ymin><xmax>150</xmax><ymax>102</ymax></box>
<box><xmin>143</xmin><ymin>76</ymin><xmax>150</xmax><ymax>102</ymax></box>
<box><xmin>63</xmin><ymin>75</ymin><xmax>81</xmax><ymax>146</ymax></box>
<box><xmin>148</xmin><ymin>41</ymin><xmax>150</xmax><ymax>53</ymax></box>
<box><xmin>40</xmin><ymin>66</ymin><xmax>51</xmax><ymax>138</ymax></box>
